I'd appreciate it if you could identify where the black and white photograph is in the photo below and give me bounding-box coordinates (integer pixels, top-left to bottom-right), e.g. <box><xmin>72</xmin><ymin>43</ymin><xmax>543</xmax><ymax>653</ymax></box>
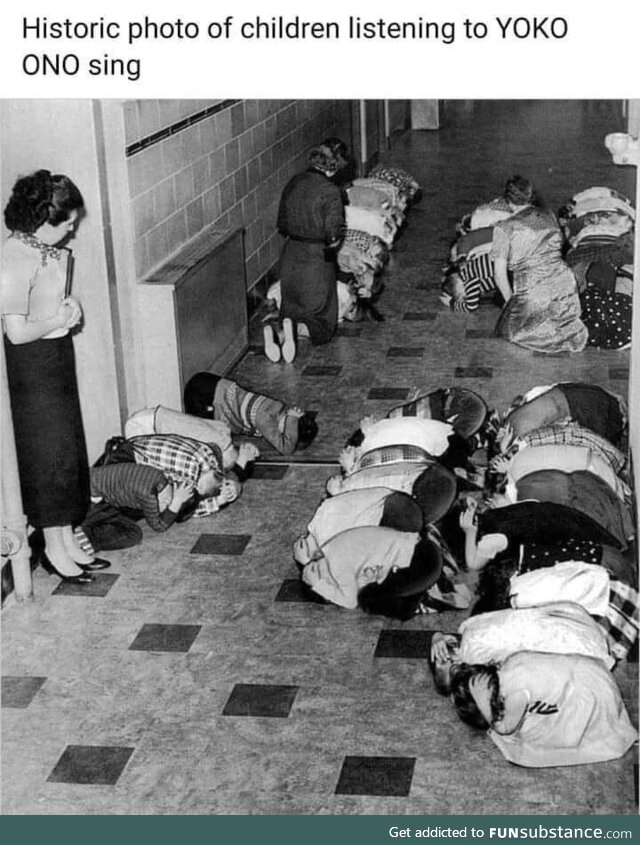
<box><xmin>1</xmin><ymin>97</ymin><xmax>638</xmax><ymax>816</ymax></box>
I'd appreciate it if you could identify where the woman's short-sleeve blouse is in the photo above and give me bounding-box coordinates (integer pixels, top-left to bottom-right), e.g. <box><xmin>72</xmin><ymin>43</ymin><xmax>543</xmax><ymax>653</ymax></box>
<box><xmin>1</xmin><ymin>236</ymin><xmax>67</xmax><ymax>321</ymax></box>
<box><xmin>0</xmin><ymin>238</ymin><xmax>38</xmax><ymax>315</ymax></box>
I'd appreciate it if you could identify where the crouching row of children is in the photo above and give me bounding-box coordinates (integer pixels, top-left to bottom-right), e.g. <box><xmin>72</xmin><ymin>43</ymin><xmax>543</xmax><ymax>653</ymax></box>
<box><xmin>292</xmin><ymin>379</ymin><xmax>638</xmax><ymax>768</ymax></box>
<box><xmin>80</xmin><ymin>372</ymin><xmax>318</xmax><ymax>552</ymax></box>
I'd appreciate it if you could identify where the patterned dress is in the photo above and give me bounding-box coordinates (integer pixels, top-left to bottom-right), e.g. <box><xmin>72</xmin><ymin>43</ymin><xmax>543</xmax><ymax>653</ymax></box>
<box><xmin>491</xmin><ymin>206</ymin><xmax>588</xmax><ymax>353</ymax></box>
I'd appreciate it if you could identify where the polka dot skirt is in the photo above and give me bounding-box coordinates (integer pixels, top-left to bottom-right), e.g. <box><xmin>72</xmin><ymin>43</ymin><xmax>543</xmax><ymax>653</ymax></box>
<box><xmin>580</xmin><ymin>287</ymin><xmax>632</xmax><ymax>349</ymax></box>
<box><xmin>523</xmin><ymin>539</ymin><xmax>602</xmax><ymax>571</ymax></box>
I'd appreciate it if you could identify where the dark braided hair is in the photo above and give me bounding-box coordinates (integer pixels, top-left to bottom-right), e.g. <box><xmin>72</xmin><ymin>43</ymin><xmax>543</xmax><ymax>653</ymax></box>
<box><xmin>4</xmin><ymin>170</ymin><xmax>84</xmax><ymax>233</ymax></box>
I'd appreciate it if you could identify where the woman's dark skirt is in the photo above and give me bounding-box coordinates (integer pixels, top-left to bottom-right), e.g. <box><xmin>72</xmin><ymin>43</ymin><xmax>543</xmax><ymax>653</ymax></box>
<box><xmin>4</xmin><ymin>334</ymin><xmax>90</xmax><ymax>528</ymax></box>
<box><xmin>279</xmin><ymin>240</ymin><xmax>338</xmax><ymax>345</ymax></box>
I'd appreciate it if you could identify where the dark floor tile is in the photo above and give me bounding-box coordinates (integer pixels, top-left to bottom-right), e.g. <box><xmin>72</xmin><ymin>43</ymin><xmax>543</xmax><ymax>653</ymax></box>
<box><xmin>402</xmin><ymin>312</ymin><xmax>436</xmax><ymax>321</ymax></box>
<box><xmin>190</xmin><ymin>534</ymin><xmax>251</xmax><ymax>555</ymax></box>
<box><xmin>52</xmin><ymin>573</ymin><xmax>119</xmax><ymax>598</ymax></box>
<box><xmin>249</xmin><ymin>464</ymin><xmax>290</xmax><ymax>480</ymax></box>
<box><xmin>336</xmin><ymin>325</ymin><xmax>363</xmax><ymax>337</ymax></box>
<box><xmin>367</xmin><ymin>387</ymin><xmax>410</xmax><ymax>401</ymax></box>
<box><xmin>532</xmin><ymin>351</ymin><xmax>571</xmax><ymax>358</ymax></box>
<box><xmin>610</xmin><ymin>368</ymin><xmax>629</xmax><ymax>381</ymax></box>
<box><xmin>222</xmin><ymin>683</ymin><xmax>298</xmax><ymax>717</ymax></box>
<box><xmin>128</xmin><ymin>623</ymin><xmax>202</xmax><ymax>653</ymax></box>
<box><xmin>275</xmin><ymin>578</ymin><xmax>312</xmax><ymax>602</ymax></box>
<box><xmin>47</xmin><ymin>745</ymin><xmax>134</xmax><ymax>786</ymax></box>
<box><xmin>275</xmin><ymin>578</ymin><xmax>329</xmax><ymax>604</ymax></box>
<box><xmin>476</xmin><ymin>298</ymin><xmax>502</xmax><ymax>312</ymax></box>
<box><xmin>374</xmin><ymin>630</ymin><xmax>433</xmax><ymax>659</ymax></box>
<box><xmin>1</xmin><ymin>676</ymin><xmax>46</xmax><ymax>709</ymax></box>
<box><xmin>454</xmin><ymin>366</ymin><xmax>493</xmax><ymax>379</ymax></box>
<box><xmin>335</xmin><ymin>755</ymin><xmax>416</xmax><ymax>797</ymax></box>
<box><xmin>386</xmin><ymin>347</ymin><xmax>425</xmax><ymax>358</ymax></box>
<box><xmin>465</xmin><ymin>329</ymin><xmax>493</xmax><ymax>339</ymax></box>
<box><xmin>302</xmin><ymin>365</ymin><xmax>342</xmax><ymax>377</ymax></box>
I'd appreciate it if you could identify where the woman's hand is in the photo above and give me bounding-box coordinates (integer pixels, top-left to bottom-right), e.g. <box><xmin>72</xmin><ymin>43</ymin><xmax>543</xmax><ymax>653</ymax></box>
<box><xmin>58</xmin><ymin>296</ymin><xmax>82</xmax><ymax>329</ymax></box>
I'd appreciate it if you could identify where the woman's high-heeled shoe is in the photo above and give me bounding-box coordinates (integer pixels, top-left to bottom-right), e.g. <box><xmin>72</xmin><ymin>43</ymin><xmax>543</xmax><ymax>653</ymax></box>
<box><xmin>77</xmin><ymin>557</ymin><xmax>111</xmax><ymax>571</ymax></box>
<box><xmin>39</xmin><ymin>554</ymin><xmax>94</xmax><ymax>584</ymax></box>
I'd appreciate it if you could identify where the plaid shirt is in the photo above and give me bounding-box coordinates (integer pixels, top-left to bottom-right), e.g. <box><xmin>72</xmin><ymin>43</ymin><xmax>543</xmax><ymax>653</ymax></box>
<box><xmin>518</xmin><ymin>422</ymin><xmax>626</xmax><ymax>475</ymax></box>
<box><xmin>128</xmin><ymin>434</ymin><xmax>223</xmax><ymax>517</ymax></box>
<box><xmin>594</xmin><ymin>578</ymin><xmax>639</xmax><ymax>662</ymax></box>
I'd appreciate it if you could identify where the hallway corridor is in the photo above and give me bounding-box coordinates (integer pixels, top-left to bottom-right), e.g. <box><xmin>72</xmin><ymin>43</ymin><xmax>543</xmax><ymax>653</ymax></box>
<box><xmin>1</xmin><ymin>100</ymin><xmax>637</xmax><ymax>815</ymax></box>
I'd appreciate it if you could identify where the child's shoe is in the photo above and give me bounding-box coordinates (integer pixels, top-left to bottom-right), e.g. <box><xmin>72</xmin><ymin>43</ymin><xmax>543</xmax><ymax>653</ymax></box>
<box><xmin>263</xmin><ymin>324</ymin><xmax>281</xmax><ymax>362</ymax></box>
<box><xmin>281</xmin><ymin>318</ymin><xmax>296</xmax><ymax>363</ymax></box>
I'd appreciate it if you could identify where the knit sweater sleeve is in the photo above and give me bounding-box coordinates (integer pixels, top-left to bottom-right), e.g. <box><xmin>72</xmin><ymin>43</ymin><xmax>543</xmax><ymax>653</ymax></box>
<box><xmin>91</xmin><ymin>464</ymin><xmax>175</xmax><ymax>533</ymax></box>
<box><xmin>144</xmin><ymin>497</ymin><xmax>178</xmax><ymax>532</ymax></box>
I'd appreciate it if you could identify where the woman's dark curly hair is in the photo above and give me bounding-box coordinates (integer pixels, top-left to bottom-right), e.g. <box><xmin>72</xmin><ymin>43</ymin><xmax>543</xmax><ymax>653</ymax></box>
<box><xmin>450</xmin><ymin>663</ymin><xmax>504</xmax><ymax>729</ymax></box>
<box><xmin>503</xmin><ymin>175</ymin><xmax>534</xmax><ymax>207</ymax></box>
<box><xmin>4</xmin><ymin>169</ymin><xmax>84</xmax><ymax>234</ymax></box>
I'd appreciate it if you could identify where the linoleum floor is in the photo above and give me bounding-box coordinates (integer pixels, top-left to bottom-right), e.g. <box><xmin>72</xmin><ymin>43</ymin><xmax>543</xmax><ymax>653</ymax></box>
<box><xmin>2</xmin><ymin>100</ymin><xmax>637</xmax><ymax>815</ymax></box>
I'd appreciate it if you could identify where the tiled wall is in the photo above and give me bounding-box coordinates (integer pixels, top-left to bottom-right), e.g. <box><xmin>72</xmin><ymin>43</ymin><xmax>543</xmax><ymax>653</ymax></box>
<box><xmin>124</xmin><ymin>99</ymin><xmax>353</xmax><ymax>287</ymax></box>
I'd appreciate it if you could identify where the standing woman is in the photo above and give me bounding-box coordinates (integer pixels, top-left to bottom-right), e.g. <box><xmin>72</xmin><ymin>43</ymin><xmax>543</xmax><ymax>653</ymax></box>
<box><xmin>1</xmin><ymin>170</ymin><xmax>105</xmax><ymax>583</ymax></box>
<box><xmin>491</xmin><ymin>175</ymin><xmax>588</xmax><ymax>354</ymax></box>
<box><xmin>268</xmin><ymin>143</ymin><xmax>345</xmax><ymax>361</ymax></box>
